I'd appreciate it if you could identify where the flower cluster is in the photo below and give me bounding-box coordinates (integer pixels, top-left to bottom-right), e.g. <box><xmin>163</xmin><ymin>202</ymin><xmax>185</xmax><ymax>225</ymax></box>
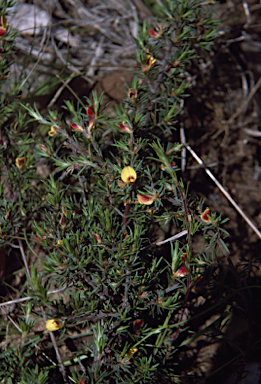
<box><xmin>120</xmin><ymin>166</ymin><xmax>157</xmax><ymax>205</ymax></box>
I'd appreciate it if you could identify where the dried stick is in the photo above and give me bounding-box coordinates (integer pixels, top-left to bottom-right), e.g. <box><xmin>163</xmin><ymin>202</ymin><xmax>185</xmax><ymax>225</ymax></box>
<box><xmin>155</xmin><ymin>230</ymin><xmax>188</xmax><ymax>246</ymax></box>
<box><xmin>185</xmin><ymin>144</ymin><xmax>261</xmax><ymax>239</ymax></box>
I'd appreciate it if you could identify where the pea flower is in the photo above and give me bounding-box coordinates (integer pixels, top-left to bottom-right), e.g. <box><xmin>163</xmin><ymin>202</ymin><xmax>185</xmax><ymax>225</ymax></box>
<box><xmin>121</xmin><ymin>166</ymin><xmax>137</xmax><ymax>185</ymax></box>
<box><xmin>71</xmin><ymin>122</ymin><xmax>84</xmax><ymax>132</ymax></box>
<box><xmin>137</xmin><ymin>194</ymin><xmax>155</xmax><ymax>205</ymax></box>
<box><xmin>142</xmin><ymin>54</ymin><xmax>157</xmax><ymax>74</ymax></box>
<box><xmin>15</xmin><ymin>157</ymin><xmax>25</xmax><ymax>170</ymax></box>
<box><xmin>128</xmin><ymin>88</ymin><xmax>137</xmax><ymax>100</ymax></box>
<box><xmin>133</xmin><ymin>319</ymin><xmax>144</xmax><ymax>332</ymax></box>
<box><xmin>48</xmin><ymin>126</ymin><xmax>57</xmax><ymax>137</ymax></box>
<box><xmin>0</xmin><ymin>15</ymin><xmax>7</xmax><ymax>37</ymax></box>
<box><xmin>86</xmin><ymin>105</ymin><xmax>95</xmax><ymax>133</ymax></box>
<box><xmin>119</xmin><ymin>122</ymin><xmax>132</xmax><ymax>134</ymax></box>
<box><xmin>173</xmin><ymin>253</ymin><xmax>188</xmax><ymax>278</ymax></box>
<box><xmin>173</xmin><ymin>265</ymin><xmax>187</xmax><ymax>278</ymax></box>
<box><xmin>46</xmin><ymin>319</ymin><xmax>62</xmax><ymax>331</ymax></box>
<box><xmin>149</xmin><ymin>24</ymin><xmax>164</xmax><ymax>38</ymax></box>
<box><xmin>201</xmin><ymin>207</ymin><xmax>211</xmax><ymax>223</ymax></box>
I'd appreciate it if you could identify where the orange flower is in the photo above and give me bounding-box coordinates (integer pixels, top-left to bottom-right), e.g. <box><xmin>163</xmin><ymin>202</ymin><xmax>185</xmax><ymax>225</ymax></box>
<box><xmin>15</xmin><ymin>157</ymin><xmax>25</xmax><ymax>170</ymax></box>
<box><xmin>48</xmin><ymin>126</ymin><xmax>57</xmax><ymax>137</ymax></box>
<box><xmin>121</xmin><ymin>166</ymin><xmax>137</xmax><ymax>185</ymax></box>
<box><xmin>137</xmin><ymin>194</ymin><xmax>155</xmax><ymax>205</ymax></box>
<box><xmin>201</xmin><ymin>207</ymin><xmax>211</xmax><ymax>223</ymax></box>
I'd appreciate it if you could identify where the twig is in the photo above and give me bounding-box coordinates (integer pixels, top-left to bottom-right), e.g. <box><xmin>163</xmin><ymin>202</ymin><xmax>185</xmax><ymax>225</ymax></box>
<box><xmin>18</xmin><ymin>239</ymin><xmax>32</xmax><ymax>287</ymax></box>
<box><xmin>185</xmin><ymin>144</ymin><xmax>261</xmax><ymax>239</ymax></box>
<box><xmin>0</xmin><ymin>285</ymin><xmax>72</xmax><ymax>308</ymax></box>
<box><xmin>180</xmin><ymin>100</ymin><xmax>186</xmax><ymax>172</ymax></box>
<box><xmin>155</xmin><ymin>230</ymin><xmax>188</xmax><ymax>246</ymax></box>
<box><xmin>19</xmin><ymin>29</ymin><xmax>50</xmax><ymax>90</ymax></box>
<box><xmin>226</xmin><ymin>74</ymin><xmax>261</xmax><ymax>126</ymax></box>
<box><xmin>47</xmin><ymin>73</ymin><xmax>75</xmax><ymax>109</ymax></box>
<box><xmin>242</xmin><ymin>0</ymin><xmax>251</xmax><ymax>27</ymax></box>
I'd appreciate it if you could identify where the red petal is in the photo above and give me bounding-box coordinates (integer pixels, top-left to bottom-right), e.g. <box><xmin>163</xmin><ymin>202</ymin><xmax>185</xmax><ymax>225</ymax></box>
<box><xmin>0</xmin><ymin>27</ymin><xmax>6</xmax><ymax>37</ymax></box>
<box><xmin>33</xmin><ymin>236</ymin><xmax>46</xmax><ymax>243</ymax></box>
<box><xmin>176</xmin><ymin>265</ymin><xmax>187</xmax><ymax>277</ymax></box>
<box><xmin>149</xmin><ymin>28</ymin><xmax>157</xmax><ymax>37</ymax></box>
<box><xmin>86</xmin><ymin>105</ymin><xmax>94</xmax><ymax>117</ymax></box>
<box><xmin>133</xmin><ymin>319</ymin><xmax>144</xmax><ymax>332</ymax></box>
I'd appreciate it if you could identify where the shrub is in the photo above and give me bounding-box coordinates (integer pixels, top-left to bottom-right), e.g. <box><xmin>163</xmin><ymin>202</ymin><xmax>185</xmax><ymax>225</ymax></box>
<box><xmin>0</xmin><ymin>1</ymin><xmax>228</xmax><ymax>383</ymax></box>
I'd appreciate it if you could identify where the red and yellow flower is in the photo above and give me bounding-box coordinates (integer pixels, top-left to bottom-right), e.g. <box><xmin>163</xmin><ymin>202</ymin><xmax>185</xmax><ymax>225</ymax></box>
<box><xmin>71</xmin><ymin>122</ymin><xmax>84</xmax><ymax>132</ymax></box>
<box><xmin>119</xmin><ymin>121</ymin><xmax>132</xmax><ymax>134</ymax></box>
<box><xmin>142</xmin><ymin>54</ymin><xmax>157</xmax><ymax>74</ymax></box>
<box><xmin>137</xmin><ymin>193</ymin><xmax>156</xmax><ymax>205</ymax></box>
<box><xmin>121</xmin><ymin>166</ymin><xmax>137</xmax><ymax>185</ymax></box>
<box><xmin>201</xmin><ymin>207</ymin><xmax>211</xmax><ymax>223</ymax></box>
<box><xmin>0</xmin><ymin>15</ymin><xmax>7</xmax><ymax>37</ymax></box>
<box><xmin>149</xmin><ymin>24</ymin><xmax>164</xmax><ymax>38</ymax></box>
<box><xmin>86</xmin><ymin>105</ymin><xmax>95</xmax><ymax>133</ymax></box>
<box><xmin>15</xmin><ymin>157</ymin><xmax>25</xmax><ymax>170</ymax></box>
<box><xmin>128</xmin><ymin>88</ymin><xmax>137</xmax><ymax>101</ymax></box>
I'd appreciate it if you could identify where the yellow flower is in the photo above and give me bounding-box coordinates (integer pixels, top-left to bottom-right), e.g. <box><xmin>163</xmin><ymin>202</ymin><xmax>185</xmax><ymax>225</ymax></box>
<box><xmin>125</xmin><ymin>348</ymin><xmax>138</xmax><ymax>358</ymax></box>
<box><xmin>46</xmin><ymin>319</ymin><xmax>62</xmax><ymax>331</ymax></box>
<box><xmin>121</xmin><ymin>166</ymin><xmax>137</xmax><ymax>184</ymax></box>
<box><xmin>48</xmin><ymin>126</ymin><xmax>57</xmax><ymax>137</ymax></box>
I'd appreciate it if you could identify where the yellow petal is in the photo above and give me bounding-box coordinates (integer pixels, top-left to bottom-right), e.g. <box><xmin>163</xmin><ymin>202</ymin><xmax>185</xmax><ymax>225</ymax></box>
<box><xmin>46</xmin><ymin>319</ymin><xmax>62</xmax><ymax>331</ymax></box>
<box><xmin>121</xmin><ymin>166</ymin><xmax>137</xmax><ymax>184</ymax></box>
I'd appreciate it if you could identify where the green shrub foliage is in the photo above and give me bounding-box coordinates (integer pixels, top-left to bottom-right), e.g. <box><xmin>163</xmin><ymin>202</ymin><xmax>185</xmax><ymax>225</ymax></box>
<box><xmin>0</xmin><ymin>0</ymin><xmax>228</xmax><ymax>383</ymax></box>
